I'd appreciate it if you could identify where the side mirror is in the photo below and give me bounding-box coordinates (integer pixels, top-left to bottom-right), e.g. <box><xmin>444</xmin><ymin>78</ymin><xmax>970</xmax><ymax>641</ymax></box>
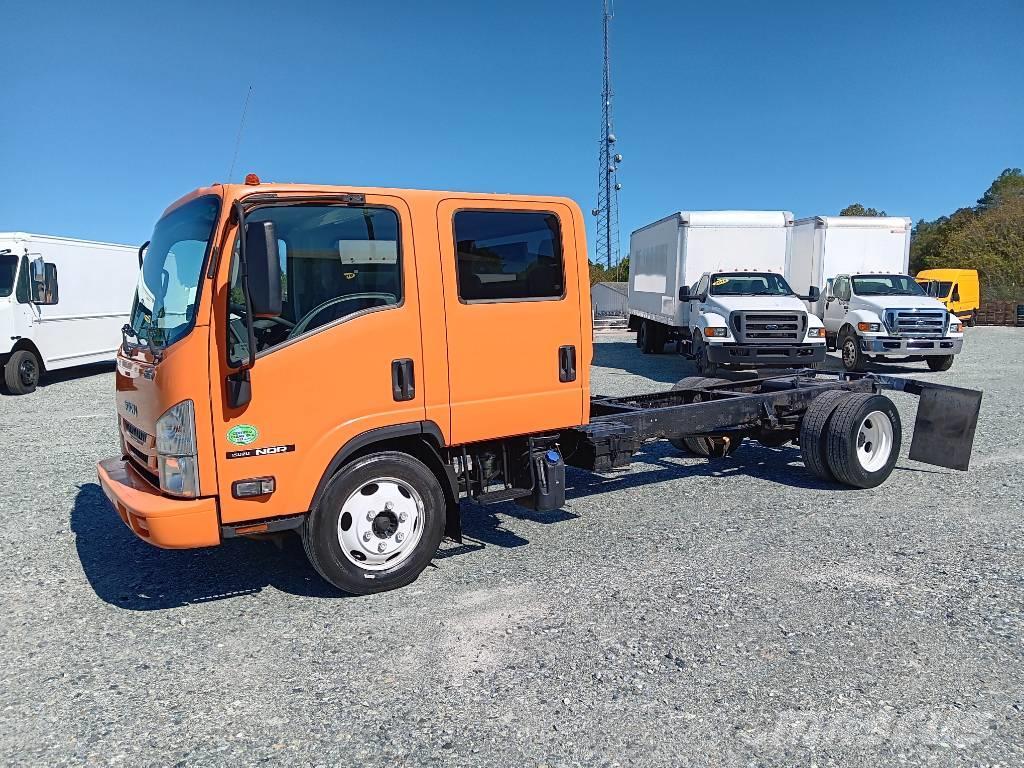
<box><xmin>244</xmin><ymin>221</ymin><xmax>282</xmax><ymax>318</ymax></box>
<box><xmin>30</xmin><ymin>258</ymin><xmax>59</xmax><ymax>305</ymax></box>
<box><xmin>804</xmin><ymin>286</ymin><xmax>820</xmax><ymax>303</ymax></box>
<box><xmin>678</xmin><ymin>286</ymin><xmax>690</xmax><ymax>301</ymax></box>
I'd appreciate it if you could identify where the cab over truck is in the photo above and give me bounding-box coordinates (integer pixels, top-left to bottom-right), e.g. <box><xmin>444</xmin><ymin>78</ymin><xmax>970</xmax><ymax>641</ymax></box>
<box><xmin>626</xmin><ymin>212</ymin><xmax>826</xmax><ymax>371</ymax></box>
<box><xmin>97</xmin><ymin>181</ymin><xmax>982</xmax><ymax>595</ymax></box>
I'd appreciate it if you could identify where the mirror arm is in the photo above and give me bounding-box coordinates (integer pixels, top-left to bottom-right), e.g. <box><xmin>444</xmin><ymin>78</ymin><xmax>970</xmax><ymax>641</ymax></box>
<box><xmin>138</xmin><ymin>240</ymin><xmax>149</xmax><ymax>268</ymax></box>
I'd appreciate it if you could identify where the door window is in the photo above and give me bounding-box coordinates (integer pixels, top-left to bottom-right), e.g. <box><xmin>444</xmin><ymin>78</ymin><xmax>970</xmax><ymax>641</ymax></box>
<box><xmin>834</xmin><ymin>276</ymin><xmax>851</xmax><ymax>301</ymax></box>
<box><xmin>453</xmin><ymin>210</ymin><xmax>563</xmax><ymax>302</ymax></box>
<box><xmin>695</xmin><ymin>274</ymin><xmax>710</xmax><ymax>299</ymax></box>
<box><xmin>952</xmin><ymin>284</ymin><xmax>960</xmax><ymax>302</ymax></box>
<box><xmin>228</xmin><ymin>205</ymin><xmax>401</xmax><ymax>364</ymax></box>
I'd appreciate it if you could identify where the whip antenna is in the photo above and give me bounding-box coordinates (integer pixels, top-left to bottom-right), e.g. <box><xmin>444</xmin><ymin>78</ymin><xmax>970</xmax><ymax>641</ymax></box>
<box><xmin>227</xmin><ymin>85</ymin><xmax>253</xmax><ymax>183</ymax></box>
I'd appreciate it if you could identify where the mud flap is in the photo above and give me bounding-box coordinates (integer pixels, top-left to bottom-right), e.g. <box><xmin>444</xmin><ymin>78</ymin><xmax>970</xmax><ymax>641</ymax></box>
<box><xmin>906</xmin><ymin>384</ymin><xmax>983</xmax><ymax>471</ymax></box>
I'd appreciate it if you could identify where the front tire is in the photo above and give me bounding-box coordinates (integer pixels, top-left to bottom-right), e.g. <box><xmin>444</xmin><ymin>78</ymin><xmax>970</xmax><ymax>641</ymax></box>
<box><xmin>694</xmin><ymin>336</ymin><xmax>718</xmax><ymax>376</ymax></box>
<box><xmin>302</xmin><ymin>451</ymin><xmax>446</xmax><ymax>595</ymax></box>
<box><xmin>4</xmin><ymin>349</ymin><xmax>41</xmax><ymax>395</ymax></box>
<box><xmin>926</xmin><ymin>355</ymin><xmax>954</xmax><ymax>372</ymax></box>
<box><xmin>839</xmin><ymin>330</ymin><xmax>866</xmax><ymax>372</ymax></box>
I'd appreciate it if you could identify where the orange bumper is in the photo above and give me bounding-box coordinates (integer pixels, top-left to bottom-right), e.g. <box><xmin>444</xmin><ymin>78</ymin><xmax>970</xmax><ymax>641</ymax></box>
<box><xmin>97</xmin><ymin>457</ymin><xmax>221</xmax><ymax>549</ymax></box>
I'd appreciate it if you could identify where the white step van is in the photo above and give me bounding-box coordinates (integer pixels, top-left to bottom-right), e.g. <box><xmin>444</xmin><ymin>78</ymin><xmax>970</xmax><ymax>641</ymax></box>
<box><xmin>627</xmin><ymin>211</ymin><xmax>826</xmax><ymax>373</ymax></box>
<box><xmin>0</xmin><ymin>233</ymin><xmax>139</xmax><ymax>393</ymax></box>
<box><xmin>787</xmin><ymin>216</ymin><xmax>964</xmax><ymax>372</ymax></box>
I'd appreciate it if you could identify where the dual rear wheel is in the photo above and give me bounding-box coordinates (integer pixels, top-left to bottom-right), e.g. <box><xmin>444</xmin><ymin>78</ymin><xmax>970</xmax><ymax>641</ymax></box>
<box><xmin>800</xmin><ymin>392</ymin><xmax>902</xmax><ymax>488</ymax></box>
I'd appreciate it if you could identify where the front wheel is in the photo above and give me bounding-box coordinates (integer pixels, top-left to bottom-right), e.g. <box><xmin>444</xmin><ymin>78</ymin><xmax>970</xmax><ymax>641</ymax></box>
<box><xmin>965</xmin><ymin>310</ymin><xmax>977</xmax><ymax>328</ymax></box>
<box><xmin>926</xmin><ymin>355</ymin><xmax>954</xmax><ymax>372</ymax></box>
<box><xmin>3</xmin><ymin>349</ymin><xmax>41</xmax><ymax>395</ymax></box>
<box><xmin>301</xmin><ymin>451</ymin><xmax>446</xmax><ymax>595</ymax></box>
<box><xmin>839</xmin><ymin>331</ymin><xmax>866</xmax><ymax>372</ymax></box>
<box><xmin>694</xmin><ymin>337</ymin><xmax>718</xmax><ymax>376</ymax></box>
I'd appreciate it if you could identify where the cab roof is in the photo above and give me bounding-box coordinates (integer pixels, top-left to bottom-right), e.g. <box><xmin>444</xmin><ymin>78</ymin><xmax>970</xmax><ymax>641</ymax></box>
<box><xmin>162</xmin><ymin>182</ymin><xmax>580</xmax><ymax>218</ymax></box>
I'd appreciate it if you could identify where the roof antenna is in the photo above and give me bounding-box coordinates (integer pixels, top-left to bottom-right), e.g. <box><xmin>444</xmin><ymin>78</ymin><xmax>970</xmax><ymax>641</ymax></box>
<box><xmin>227</xmin><ymin>85</ymin><xmax>253</xmax><ymax>183</ymax></box>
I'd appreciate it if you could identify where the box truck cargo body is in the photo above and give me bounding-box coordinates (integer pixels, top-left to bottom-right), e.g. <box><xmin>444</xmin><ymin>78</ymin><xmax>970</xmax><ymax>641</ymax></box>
<box><xmin>787</xmin><ymin>217</ymin><xmax>964</xmax><ymax>372</ymax></box>
<box><xmin>0</xmin><ymin>233</ymin><xmax>138</xmax><ymax>393</ymax></box>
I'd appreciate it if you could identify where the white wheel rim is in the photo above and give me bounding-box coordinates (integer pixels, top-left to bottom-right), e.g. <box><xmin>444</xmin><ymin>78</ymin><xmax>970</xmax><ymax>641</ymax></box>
<box><xmin>337</xmin><ymin>477</ymin><xmax>425</xmax><ymax>571</ymax></box>
<box><xmin>843</xmin><ymin>338</ymin><xmax>857</xmax><ymax>366</ymax></box>
<box><xmin>855</xmin><ymin>410</ymin><xmax>893</xmax><ymax>472</ymax></box>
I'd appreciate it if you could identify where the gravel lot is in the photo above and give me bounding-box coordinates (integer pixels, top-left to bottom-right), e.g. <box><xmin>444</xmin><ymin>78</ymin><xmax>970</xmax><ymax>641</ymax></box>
<box><xmin>1</xmin><ymin>327</ymin><xmax>1021</xmax><ymax>767</ymax></box>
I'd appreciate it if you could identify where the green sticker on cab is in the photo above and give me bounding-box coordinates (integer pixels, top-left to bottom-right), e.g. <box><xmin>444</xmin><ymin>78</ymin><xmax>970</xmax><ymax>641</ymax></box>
<box><xmin>227</xmin><ymin>424</ymin><xmax>259</xmax><ymax>446</ymax></box>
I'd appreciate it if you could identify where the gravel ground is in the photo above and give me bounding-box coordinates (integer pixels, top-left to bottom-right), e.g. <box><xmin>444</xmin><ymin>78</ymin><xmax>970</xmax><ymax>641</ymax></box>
<box><xmin>1</xmin><ymin>327</ymin><xmax>1021</xmax><ymax>767</ymax></box>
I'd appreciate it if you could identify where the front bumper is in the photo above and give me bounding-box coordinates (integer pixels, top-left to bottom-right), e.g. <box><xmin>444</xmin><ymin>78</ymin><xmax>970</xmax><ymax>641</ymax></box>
<box><xmin>707</xmin><ymin>343</ymin><xmax>826</xmax><ymax>366</ymax></box>
<box><xmin>861</xmin><ymin>336</ymin><xmax>964</xmax><ymax>356</ymax></box>
<box><xmin>97</xmin><ymin>457</ymin><xmax>220</xmax><ymax>549</ymax></box>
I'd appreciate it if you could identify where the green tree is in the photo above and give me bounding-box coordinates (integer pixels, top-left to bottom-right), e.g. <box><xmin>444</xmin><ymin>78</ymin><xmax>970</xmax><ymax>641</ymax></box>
<box><xmin>976</xmin><ymin>167</ymin><xmax>1024</xmax><ymax>212</ymax></box>
<box><xmin>839</xmin><ymin>203</ymin><xmax>887</xmax><ymax>216</ymax></box>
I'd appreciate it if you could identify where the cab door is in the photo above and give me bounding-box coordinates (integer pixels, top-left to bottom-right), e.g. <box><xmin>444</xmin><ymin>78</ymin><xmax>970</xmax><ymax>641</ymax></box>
<box><xmin>824</xmin><ymin>275</ymin><xmax>851</xmax><ymax>333</ymax></box>
<box><xmin>210</xmin><ymin>195</ymin><xmax>427</xmax><ymax>524</ymax></box>
<box><xmin>436</xmin><ymin>200</ymin><xmax>585</xmax><ymax>445</ymax></box>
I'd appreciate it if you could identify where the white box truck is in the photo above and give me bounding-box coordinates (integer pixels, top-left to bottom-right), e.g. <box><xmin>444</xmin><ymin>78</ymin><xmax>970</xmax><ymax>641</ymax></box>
<box><xmin>788</xmin><ymin>216</ymin><xmax>964</xmax><ymax>372</ymax></box>
<box><xmin>627</xmin><ymin>211</ymin><xmax>826</xmax><ymax>374</ymax></box>
<box><xmin>0</xmin><ymin>232</ymin><xmax>139</xmax><ymax>394</ymax></box>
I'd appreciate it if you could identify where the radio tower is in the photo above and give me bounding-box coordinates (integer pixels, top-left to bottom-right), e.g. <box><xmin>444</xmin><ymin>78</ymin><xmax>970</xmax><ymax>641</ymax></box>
<box><xmin>592</xmin><ymin>0</ymin><xmax>622</xmax><ymax>275</ymax></box>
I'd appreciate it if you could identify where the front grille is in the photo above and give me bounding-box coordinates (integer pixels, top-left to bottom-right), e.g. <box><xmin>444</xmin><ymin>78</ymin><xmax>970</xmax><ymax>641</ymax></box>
<box><xmin>731</xmin><ymin>312</ymin><xmax>805</xmax><ymax>343</ymax></box>
<box><xmin>884</xmin><ymin>309</ymin><xmax>946</xmax><ymax>338</ymax></box>
<box><xmin>122</xmin><ymin>418</ymin><xmax>150</xmax><ymax>446</ymax></box>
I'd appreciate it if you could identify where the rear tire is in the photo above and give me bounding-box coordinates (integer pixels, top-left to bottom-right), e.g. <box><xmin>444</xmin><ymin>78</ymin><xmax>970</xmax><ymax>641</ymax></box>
<box><xmin>839</xmin><ymin>330</ymin><xmax>866</xmax><ymax>372</ymax></box>
<box><xmin>965</xmin><ymin>310</ymin><xmax>977</xmax><ymax>328</ymax></box>
<box><xmin>639</xmin><ymin>320</ymin><xmax>658</xmax><ymax>354</ymax></box>
<box><xmin>926</xmin><ymin>355</ymin><xmax>954</xmax><ymax>372</ymax></box>
<box><xmin>3</xmin><ymin>349</ymin><xmax>41</xmax><ymax>395</ymax></box>
<box><xmin>301</xmin><ymin>451</ymin><xmax>446</xmax><ymax>595</ymax></box>
<box><xmin>799</xmin><ymin>390</ymin><xmax>848</xmax><ymax>481</ymax></box>
<box><xmin>825</xmin><ymin>393</ymin><xmax>902</xmax><ymax>489</ymax></box>
<box><xmin>668</xmin><ymin>376</ymin><xmax>740</xmax><ymax>456</ymax></box>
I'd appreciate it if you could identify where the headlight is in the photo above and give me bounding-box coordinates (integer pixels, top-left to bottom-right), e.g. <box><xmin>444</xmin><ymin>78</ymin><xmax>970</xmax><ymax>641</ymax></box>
<box><xmin>949</xmin><ymin>320</ymin><xmax>963</xmax><ymax>333</ymax></box>
<box><xmin>703</xmin><ymin>327</ymin><xmax>728</xmax><ymax>338</ymax></box>
<box><xmin>808</xmin><ymin>327</ymin><xmax>826</xmax><ymax>338</ymax></box>
<box><xmin>155</xmin><ymin>400</ymin><xmax>198</xmax><ymax>497</ymax></box>
<box><xmin>857</xmin><ymin>322</ymin><xmax>881</xmax><ymax>332</ymax></box>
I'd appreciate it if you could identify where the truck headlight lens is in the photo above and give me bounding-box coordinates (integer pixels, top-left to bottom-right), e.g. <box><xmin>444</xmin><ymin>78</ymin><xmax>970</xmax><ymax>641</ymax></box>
<box><xmin>703</xmin><ymin>327</ymin><xmax>728</xmax><ymax>338</ymax></box>
<box><xmin>155</xmin><ymin>400</ymin><xmax>199</xmax><ymax>497</ymax></box>
<box><xmin>949</xmin><ymin>321</ymin><xmax>963</xmax><ymax>333</ymax></box>
<box><xmin>808</xmin><ymin>327</ymin><xmax>826</xmax><ymax>338</ymax></box>
<box><xmin>857</xmin><ymin>322</ymin><xmax>881</xmax><ymax>332</ymax></box>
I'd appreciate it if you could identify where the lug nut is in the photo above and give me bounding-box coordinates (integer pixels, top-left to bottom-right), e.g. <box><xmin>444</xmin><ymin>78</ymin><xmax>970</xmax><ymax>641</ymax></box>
<box><xmin>366</xmin><ymin>510</ymin><xmax>375</xmax><ymax>521</ymax></box>
<box><xmin>377</xmin><ymin>542</ymin><xmax>387</xmax><ymax>553</ymax></box>
<box><xmin>385</xmin><ymin>501</ymin><xmax>394</xmax><ymax>511</ymax></box>
<box><xmin>399</xmin><ymin>512</ymin><xmax>408</xmax><ymax>523</ymax></box>
<box><xmin>395</xmin><ymin>532</ymin><xmax>405</xmax><ymax>543</ymax></box>
<box><xmin>362</xmin><ymin>531</ymin><xmax>372</xmax><ymax>542</ymax></box>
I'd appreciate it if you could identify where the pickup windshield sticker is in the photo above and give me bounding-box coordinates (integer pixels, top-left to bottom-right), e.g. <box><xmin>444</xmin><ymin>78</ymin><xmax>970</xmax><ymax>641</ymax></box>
<box><xmin>227</xmin><ymin>424</ymin><xmax>259</xmax><ymax>446</ymax></box>
<box><xmin>712</xmin><ymin>277</ymin><xmax>730</xmax><ymax>286</ymax></box>
<box><xmin>227</xmin><ymin>444</ymin><xmax>295</xmax><ymax>460</ymax></box>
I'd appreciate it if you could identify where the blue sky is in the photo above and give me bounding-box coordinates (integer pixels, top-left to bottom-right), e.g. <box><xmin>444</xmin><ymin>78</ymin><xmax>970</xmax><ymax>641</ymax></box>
<box><xmin>2</xmin><ymin>0</ymin><xmax>1021</xmax><ymax>257</ymax></box>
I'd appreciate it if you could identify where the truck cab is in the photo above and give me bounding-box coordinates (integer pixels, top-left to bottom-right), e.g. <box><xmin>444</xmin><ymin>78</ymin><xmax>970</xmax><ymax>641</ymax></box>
<box><xmin>915</xmin><ymin>268</ymin><xmax>980</xmax><ymax>326</ymax></box>
<box><xmin>823</xmin><ymin>273</ymin><xmax>964</xmax><ymax>371</ymax></box>
<box><xmin>678</xmin><ymin>271</ymin><xmax>826</xmax><ymax>374</ymax></box>
<box><xmin>97</xmin><ymin>180</ymin><xmax>591</xmax><ymax>594</ymax></box>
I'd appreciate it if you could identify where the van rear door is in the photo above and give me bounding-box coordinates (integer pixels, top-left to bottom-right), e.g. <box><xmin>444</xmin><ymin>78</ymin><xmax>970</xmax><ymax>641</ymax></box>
<box><xmin>436</xmin><ymin>199</ymin><xmax>586</xmax><ymax>444</ymax></box>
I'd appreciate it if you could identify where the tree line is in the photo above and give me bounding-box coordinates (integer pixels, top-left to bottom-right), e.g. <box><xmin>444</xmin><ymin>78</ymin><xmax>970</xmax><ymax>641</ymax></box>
<box><xmin>843</xmin><ymin>168</ymin><xmax>1024</xmax><ymax>300</ymax></box>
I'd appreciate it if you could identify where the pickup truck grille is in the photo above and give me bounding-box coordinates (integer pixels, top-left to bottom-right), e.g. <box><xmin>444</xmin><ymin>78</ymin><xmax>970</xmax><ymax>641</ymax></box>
<box><xmin>730</xmin><ymin>312</ymin><xmax>806</xmax><ymax>344</ymax></box>
<box><xmin>884</xmin><ymin>309</ymin><xmax>947</xmax><ymax>338</ymax></box>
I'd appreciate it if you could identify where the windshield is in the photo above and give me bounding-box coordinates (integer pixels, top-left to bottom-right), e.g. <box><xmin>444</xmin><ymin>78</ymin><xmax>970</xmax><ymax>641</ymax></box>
<box><xmin>709</xmin><ymin>272</ymin><xmax>793</xmax><ymax>296</ymax></box>
<box><xmin>0</xmin><ymin>254</ymin><xmax>17</xmax><ymax>297</ymax></box>
<box><xmin>852</xmin><ymin>274</ymin><xmax>926</xmax><ymax>297</ymax></box>
<box><xmin>130</xmin><ymin>195</ymin><xmax>220</xmax><ymax>347</ymax></box>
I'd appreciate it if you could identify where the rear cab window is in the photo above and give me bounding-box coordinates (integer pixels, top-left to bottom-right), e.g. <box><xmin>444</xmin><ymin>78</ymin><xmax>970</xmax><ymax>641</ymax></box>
<box><xmin>453</xmin><ymin>210</ymin><xmax>564</xmax><ymax>302</ymax></box>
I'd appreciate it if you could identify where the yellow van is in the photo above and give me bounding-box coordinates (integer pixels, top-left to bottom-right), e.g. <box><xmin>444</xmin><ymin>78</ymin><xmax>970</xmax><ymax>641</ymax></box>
<box><xmin>916</xmin><ymin>268</ymin><xmax>980</xmax><ymax>326</ymax></box>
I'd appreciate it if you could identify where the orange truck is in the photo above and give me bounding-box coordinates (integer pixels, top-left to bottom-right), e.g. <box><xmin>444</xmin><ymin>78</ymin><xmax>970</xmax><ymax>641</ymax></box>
<box><xmin>97</xmin><ymin>179</ymin><xmax>983</xmax><ymax>594</ymax></box>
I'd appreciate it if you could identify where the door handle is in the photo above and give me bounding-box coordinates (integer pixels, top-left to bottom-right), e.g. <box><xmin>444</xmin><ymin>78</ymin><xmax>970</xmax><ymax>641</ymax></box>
<box><xmin>391</xmin><ymin>359</ymin><xmax>415</xmax><ymax>401</ymax></box>
<box><xmin>558</xmin><ymin>345</ymin><xmax>576</xmax><ymax>383</ymax></box>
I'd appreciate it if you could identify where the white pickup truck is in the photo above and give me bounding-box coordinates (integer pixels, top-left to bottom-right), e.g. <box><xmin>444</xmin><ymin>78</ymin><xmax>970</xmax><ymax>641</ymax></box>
<box><xmin>678</xmin><ymin>271</ymin><xmax>826</xmax><ymax>375</ymax></box>
<box><xmin>822</xmin><ymin>273</ymin><xmax>964</xmax><ymax>371</ymax></box>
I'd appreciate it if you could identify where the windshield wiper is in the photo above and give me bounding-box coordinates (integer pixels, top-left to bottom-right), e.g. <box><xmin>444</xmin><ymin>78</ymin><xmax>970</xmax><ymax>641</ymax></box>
<box><xmin>123</xmin><ymin>320</ymin><xmax>164</xmax><ymax>362</ymax></box>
